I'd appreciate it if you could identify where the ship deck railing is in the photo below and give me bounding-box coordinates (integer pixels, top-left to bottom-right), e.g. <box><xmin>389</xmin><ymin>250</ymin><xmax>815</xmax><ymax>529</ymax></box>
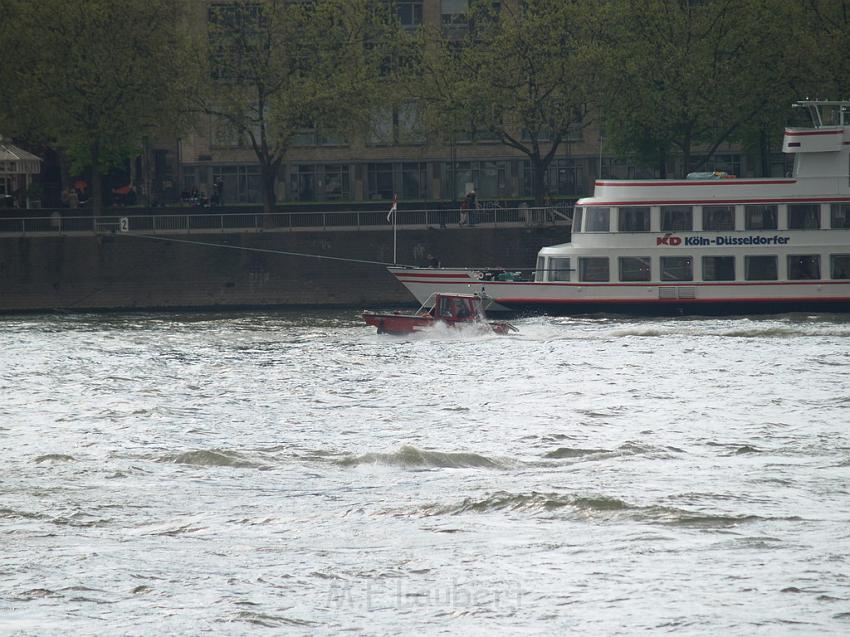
<box><xmin>0</xmin><ymin>206</ymin><xmax>572</xmax><ymax>237</ymax></box>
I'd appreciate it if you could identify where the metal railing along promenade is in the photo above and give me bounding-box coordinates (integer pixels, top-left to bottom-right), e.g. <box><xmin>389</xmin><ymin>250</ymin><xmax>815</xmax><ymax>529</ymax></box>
<box><xmin>0</xmin><ymin>205</ymin><xmax>572</xmax><ymax>237</ymax></box>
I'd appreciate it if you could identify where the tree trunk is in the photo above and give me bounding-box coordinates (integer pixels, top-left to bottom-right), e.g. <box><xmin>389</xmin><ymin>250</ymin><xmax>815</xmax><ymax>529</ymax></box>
<box><xmin>261</xmin><ymin>162</ymin><xmax>278</xmax><ymax>227</ymax></box>
<box><xmin>759</xmin><ymin>127</ymin><xmax>770</xmax><ymax>177</ymax></box>
<box><xmin>90</xmin><ymin>143</ymin><xmax>103</xmax><ymax>219</ymax></box>
<box><xmin>680</xmin><ymin>148</ymin><xmax>691</xmax><ymax>179</ymax></box>
<box><xmin>530</xmin><ymin>155</ymin><xmax>547</xmax><ymax>205</ymax></box>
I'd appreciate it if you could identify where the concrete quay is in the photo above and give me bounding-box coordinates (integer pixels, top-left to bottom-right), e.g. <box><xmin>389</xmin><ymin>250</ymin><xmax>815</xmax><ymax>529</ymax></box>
<box><xmin>0</xmin><ymin>214</ymin><xmax>567</xmax><ymax>313</ymax></box>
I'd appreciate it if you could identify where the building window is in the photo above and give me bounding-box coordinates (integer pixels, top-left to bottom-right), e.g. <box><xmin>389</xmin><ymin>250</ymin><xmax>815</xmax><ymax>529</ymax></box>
<box><xmin>208</xmin><ymin>3</ymin><xmax>265</xmax><ymax>82</ymax></box>
<box><xmin>553</xmin><ymin>158</ymin><xmax>584</xmax><ymax>196</ymax></box>
<box><xmin>401</xmin><ymin>162</ymin><xmax>428</xmax><ymax>200</ymax></box>
<box><xmin>745</xmin><ymin>255</ymin><xmax>778</xmax><ymax>280</ymax></box>
<box><xmin>703</xmin><ymin>256</ymin><xmax>735</xmax><ymax>281</ymax></box>
<box><xmin>831</xmin><ymin>254</ymin><xmax>850</xmax><ymax>279</ymax></box>
<box><xmin>702</xmin><ymin>205</ymin><xmax>735</xmax><ymax>231</ymax></box>
<box><xmin>397</xmin><ymin>102</ymin><xmax>425</xmax><ymax>144</ymax></box>
<box><xmin>579</xmin><ymin>257</ymin><xmax>609</xmax><ymax>282</ymax></box>
<box><xmin>441</xmin><ymin>160</ymin><xmax>507</xmax><ymax>199</ymax></box>
<box><xmin>618</xmin><ymin>207</ymin><xmax>650</xmax><ymax>232</ymax></box>
<box><xmin>291</xmin><ymin>125</ymin><xmax>346</xmax><ymax>147</ymax></box>
<box><xmin>367</xmin><ymin>102</ymin><xmax>424</xmax><ymax>146</ymax></box>
<box><xmin>291</xmin><ymin>164</ymin><xmax>350</xmax><ymax>201</ymax></box>
<box><xmin>830</xmin><ymin>203</ymin><xmax>850</xmax><ymax>229</ymax></box>
<box><xmin>788</xmin><ymin>203</ymin><xmax>820</xmax><ymax>229</ymax></box>
<box><xmin>519</xmin><ymin>159</ymin><xmax>586</xmax><ymax>198</ymax></box>
<box><xmin>368</xmin><ymin>163</ymin><xmax>395</xmax><ymax>200</ymax></box>
<box><xmin>442</xmin><ymin>161</ymin><xmax>473</xmax><ymax>200</ymax></box>
<box><xmin>394</xmin><ymin>0</ymin><xmax>423</xmax><ymax>28</ymax></box>
<box><xmin>367</xmin><ymin>106</ymin><xmax>395</xmax><ymax>146</ymax></box>
<box><xmin>660</xmin><ymin>256</ymin><xmax>693</xmax><ymax>281</ymax></box>
<box><xmin>745</xmin><ymin>205</ymin><xmax>778</xmax><ymax>230</ymax></box>
<box><xmin>477</xmin><ymin>161</ymin><xmax>506</xmax><ymax>198</ymax></box>
<box><xmin>661</xmin><ymin>206</ymin><xmax>693</xmax><ymax>232</ymax></box>
<box><xmin>619</xmin><ymin>257</ymin><xmax>651</xmax><ymax>282</ymax></box>
<box><xmin>294</xmin><ymin>165</ymin><xmax>317</xmax><ymax>201</ymax></box>
<box><xmin>320</xmin><ymin>164</ymin><xmax>350</xmax><ymax>200</ymax></box>
<box><xmin>788</xmin><ymin>255</ymin><xmax>821</xmax><ymax>280</ymax></box>
<box><xmin>585</xmin><ymin>207</ymin><xmax>610</xmax><ymax>232</ymax></box>
<box><xmin>548</xmin><ymin>257</ymin><xmax>571</xmax><ymax>282</ymax></box>
<box><xmin>210</xmin><ymin>115</ymin><xmax>243</xmax><ymax>148</ymax></box>
<box><xmin>212</xmin><ymin>165</ymin><xmax>262</xmax><ymax>204</ymax></box>
<box><xmin>441</xmin><ymin>0</ymin><xmax>468</xmax><ymax>38</ymax></box>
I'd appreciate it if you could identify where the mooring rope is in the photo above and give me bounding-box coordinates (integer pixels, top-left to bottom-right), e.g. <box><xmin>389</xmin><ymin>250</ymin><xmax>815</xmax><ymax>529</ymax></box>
<box><xmin>121</xmin><ymin>232</ymin><xmax>412</xmax><ymax>267</ymax></box>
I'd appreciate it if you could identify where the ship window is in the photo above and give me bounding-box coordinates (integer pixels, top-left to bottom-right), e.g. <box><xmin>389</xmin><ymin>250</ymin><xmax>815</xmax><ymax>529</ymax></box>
<box><xmin>745</xmin><ymin>205</ymin><xmax>778</xmax><ymax>230</ymax></box>
<box><xmin>548</xmin><ymin>257</ymin><xmax>571</xmax><ymax>282</ymax></box>
<box><xmin>745</xmin><ymin>255</ymin><xmax>777</xmax><ymax>280</ymax></box>
<box><xmin>619</xmin><ymin>257</ymin><xmax>651</xmax><ymax>281</ymax></box>
<box><xmin>571</xmin><ymin>207</ymin><xmax>583</xmax><ymax>233</ymax></box>
<box><xmin>788</xmin><ymin>204</ymin><xmax>821</xmax><ymax>229</ymax></box>
<box><xmin>788</xmin><ymin>255</ymin><xmax>821</xmax><ymax>280</ymax></box>
<box><xmin>702</xmin><ymin>206</ymin><xmax>735</xmax><ymax>231</ymax></box>
<box><xmin>660</xmin><ymin>256</ymin><xmax>692</xmax><ymax>281</ymax></box>
<box><xmin>831</xmin><ymin>254</ymin><xmax>850</xmax><ymax>279</ymax></box>
<box><xmin>660</xmin><ymin>206</ymin><xmax>693</xmax><ymax>231</ymax></box>
<box><xmin>618</xmin><ymin>207</ymin><xmax>650</xmax><ymax>232</ymax></box>
<box><xmin>535</xmin><ymin>256</ymin><xmax>545</xmax><ymax>281</ymax></box>
<box><xmin>579</xmin><ymin>257</ymin><xmax>609</xmax><ymax>282</ymax></box>
<box><xmin>702</xmin><ymin>256</ymin><xmax>735</xmax><ymax>281</ymax></box>
<box><xmin>830</xmin><ymin>203</ymin><xmax>850</xmax><ymax>229</ymax></box>
<box><xmin>585</xmin><ymin>207</ymin><xmax>610</xmax><ymax>232</ymax></box>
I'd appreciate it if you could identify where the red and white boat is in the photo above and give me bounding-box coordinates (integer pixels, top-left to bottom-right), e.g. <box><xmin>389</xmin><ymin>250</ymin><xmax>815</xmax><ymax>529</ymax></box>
<box><xmin>362</xmin><ymin>292</ymin><xmax>517</xmax><ymax>335</ymax></box>
<box><xmin>390</xmin><ymin>100</ymin><xmax>850</xmax><ymax>316</ymax></box>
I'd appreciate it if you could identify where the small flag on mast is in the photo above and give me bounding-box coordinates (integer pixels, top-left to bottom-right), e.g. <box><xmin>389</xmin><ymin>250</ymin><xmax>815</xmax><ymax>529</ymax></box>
<box><xmin>387</xmin><ymin>194</ymin><xmax>398</xmax><ymax>222</ymax></box>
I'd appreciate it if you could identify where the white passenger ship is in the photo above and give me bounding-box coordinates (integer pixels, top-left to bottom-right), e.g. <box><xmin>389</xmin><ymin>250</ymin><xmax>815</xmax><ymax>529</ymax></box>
<box><xmin>389</xmin><ymin>100</ymin><xmax>850</xmax><ymax>315</ymax></box>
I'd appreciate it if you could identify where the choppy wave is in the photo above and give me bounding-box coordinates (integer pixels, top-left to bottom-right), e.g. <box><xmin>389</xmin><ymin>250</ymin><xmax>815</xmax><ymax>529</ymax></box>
<box><xmin>226</xmin><ymin>611</ymin><xmax>318</xmax><ymax>629</ymax></box>
<box><xmin>0</xmin><ymin>507</ymin><xmax>46</xmax><ymax>520</ymax></box>
<box><xmin>544</xmin><ymin>447</ymin><xmax>611</xmax><ymax>459</ymax></box>
<box><xmin>417</xmin><ymin>491</ymin><xmax>631</xmax><ymax>517</ymax></box>
<box><xmin>160</xmin><ymin>449</ymin><xmax>266</xmax><ymax>469</ymax></box>
<box><xmin>411</xmin><ymin>491</ymin><xmax>801</xmax><ymax>529</ymax></box>
<box><xmin>34</xmin><ymin>454</ymin><xmax>75</xmax><ymax>463</ymax></box>
<box><xmin>544</xmin><ymin>442</ymin><xmax>681</xmax><ymax>461</ymax></box>
<box><xmin>338</xmin><ymin>445</ymin><xmax>509</xmax><ymax>470</ymax></box>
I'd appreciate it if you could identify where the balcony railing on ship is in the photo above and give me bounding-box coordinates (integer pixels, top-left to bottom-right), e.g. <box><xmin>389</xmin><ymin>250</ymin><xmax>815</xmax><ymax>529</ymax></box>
<box><xmin>0</xmin><ymin>205</ymin><xmax>572</xmax><ymax>236</ymax></box>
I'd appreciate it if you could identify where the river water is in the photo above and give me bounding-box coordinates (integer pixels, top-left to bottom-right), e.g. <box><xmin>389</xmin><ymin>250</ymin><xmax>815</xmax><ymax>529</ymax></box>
<box><xmin>2</xmin><ymin>310</ymin><xmax>850</xmax><ymax>635</ymax></box>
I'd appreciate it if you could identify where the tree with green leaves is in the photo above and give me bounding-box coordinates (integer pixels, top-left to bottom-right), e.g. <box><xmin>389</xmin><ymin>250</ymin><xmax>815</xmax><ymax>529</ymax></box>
<box><xmin>0</xmin><ymin>0</ymin><xmax>191</xmax><ymax>215</ymax></box>
<box><xmin>799</xmin><ymin>0</ymin><xmax>850</xmax><ymax>98</ymax></box>
<box><xmin>413</xmin><ymin>0</ymin><xmax>597</xmax><ymax>203</ymax></box>
<box><xmin>193</xmin><ymin>0</ymin><xmax>393</xmax><ymax>215</ymax></box>
<box><xmin>599</xmin><ymin>0</ymin><xmax>807</xmax><ymax>178</ymax></box>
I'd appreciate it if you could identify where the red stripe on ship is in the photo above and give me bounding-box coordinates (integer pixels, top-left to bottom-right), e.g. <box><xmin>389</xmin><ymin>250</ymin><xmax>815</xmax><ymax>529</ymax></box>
<box><xmin>394</xmin><ymin>272</ymin><xmax>475</xmax><ymax>279</ymax></box>
<box><xmin>578</xmin><ymin>196</ymin><xmax>850</xmax><ymax>206</ymax></box>
<box><xmin>784</xmin><ymin>129</ymin><xmax>843</xmax><ymax>136</ymax></box>
<box><xmin>393</xmin><ymin>279</ymin><xmax>850</xmax><ymax>289</ymax></box>
<box><xmin>494</xmin><ymin>295</ymin><xmax>850</xmax><ymax>305</ymax></box>
<box><xmin>594</xmin><ymin>179</ymin><xmax>796</xmax><ymax>187</ymax></box>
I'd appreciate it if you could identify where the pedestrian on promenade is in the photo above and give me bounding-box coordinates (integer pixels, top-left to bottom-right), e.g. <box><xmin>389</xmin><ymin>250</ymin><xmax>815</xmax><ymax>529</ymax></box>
<box><xmin>466</xmin><ymin>190</ymin><xmax>478</xmax><ymax>226</ymax></box>
<box><xmin>213</xmin><ymin>177</ymin><xmax>224</xmax><ymax>206</ymax></box>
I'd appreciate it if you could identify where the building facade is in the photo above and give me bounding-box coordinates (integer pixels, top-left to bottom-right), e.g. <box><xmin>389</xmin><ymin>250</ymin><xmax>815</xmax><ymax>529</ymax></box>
<box><xmin>164</xmin><ymin>0</ymin><xmax>764</xmax><ymax>207</ymax></box>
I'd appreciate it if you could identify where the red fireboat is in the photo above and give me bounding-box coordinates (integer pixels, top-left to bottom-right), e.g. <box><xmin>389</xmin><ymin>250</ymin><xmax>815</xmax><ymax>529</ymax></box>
<box><xmin>362</xmin><ymin>292</ymin><xmax>518</xmax><ymax>335</ymax></box>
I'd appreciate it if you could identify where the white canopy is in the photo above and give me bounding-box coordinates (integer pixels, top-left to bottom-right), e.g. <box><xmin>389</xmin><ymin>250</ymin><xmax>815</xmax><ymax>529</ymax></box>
<box><xmin>0</xmin><ymin>136</ymin><xmax>41</xmax><ymax>175</ymax></box>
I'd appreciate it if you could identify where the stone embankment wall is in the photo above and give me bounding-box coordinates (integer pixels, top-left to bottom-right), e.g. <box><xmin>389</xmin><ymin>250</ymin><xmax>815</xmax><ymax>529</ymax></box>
<box><xmin>0</xmin><ymin>226</ymin><xmax>565</xmax><ymax>313</ymax></box>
